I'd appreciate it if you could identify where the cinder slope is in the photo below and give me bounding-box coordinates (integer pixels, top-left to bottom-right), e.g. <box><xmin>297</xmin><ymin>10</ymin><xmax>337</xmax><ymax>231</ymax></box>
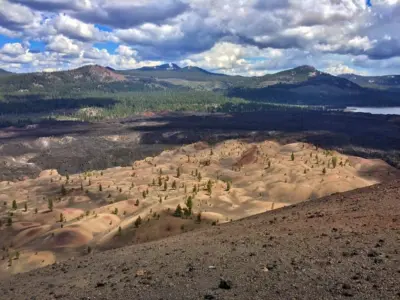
<box><xmin>1</xmin><ymin>180</ymin><xmax>399</xmax><ymax>300</ymax></box>
<box><xmin>0</xmin><ymin>140</ymin><xmax>398</xmax><ymax>278</ymax></box>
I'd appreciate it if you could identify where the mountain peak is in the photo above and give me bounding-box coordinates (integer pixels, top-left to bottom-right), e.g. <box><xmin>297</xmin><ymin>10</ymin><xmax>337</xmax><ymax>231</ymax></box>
<box><xmin>72</xmin><ymin>64</ymin><xmax>126</xmax><ymax>82</ymax></box>
<box><xmin>0</xmin><ymin>68</ymin><xmax>12</xmax><ymax>75</ymax></box>
<box><xmin>293</xmin><ymin>65</ymin><xmax>317</xmax><ymax>72</ymax></box>
<box><xmin>137</xmin><ymin>63</ymin><xmax>181</xmax><ymax>71</ymax></box>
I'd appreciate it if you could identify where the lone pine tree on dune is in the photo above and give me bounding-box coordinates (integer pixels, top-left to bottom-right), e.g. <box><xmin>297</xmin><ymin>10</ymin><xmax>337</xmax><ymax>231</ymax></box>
<box><xmin>12</xmin><ymin>200</ymin><xmax>17</xmax><ymax>210</ymax></box>
<box><xmin>48</xmin><ymin>199</ymin><xmax>53</xmax><ymax>211</ymax></box>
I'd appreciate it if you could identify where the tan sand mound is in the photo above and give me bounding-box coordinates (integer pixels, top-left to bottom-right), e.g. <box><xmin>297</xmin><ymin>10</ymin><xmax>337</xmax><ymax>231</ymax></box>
<box><xmin>1</xmin><ymin>251</ymin><xmax>56</xmax><ymax>276</ymax></box>
<box><xmin>12</xmin><ymin>222</ymin><xmax>42</xmax><ymax>231</ymax></box>
<box><xmin>234</xmin><ymin>146</ymin><xmax>258</xmax><ymax>167</ymax></box>
<box><xmin>0</xmin><ymin>194</ymin><xmax>10</xmax><ymax>202</ymax></box>
<box><xmin>43</xmin><ymin>228</ymin><xmax>93</xmax><ymax>248</ymax></box>
<box><xmin>279</xmin><ymin>142</ymin><xmax>305</xmax><ymax>153</ymax></box>
<box><xmin>75</xmin><ymin>213</ymin><xmax>120</xmax><ymax>234</ymax></box>
<box><xmin>12</xmin><ymin>225</ymin><xmax>51</xmax><ymax>247</ymax></box>
<box><xmin>39</xmin><ymin>169</ymin><xmax>59</xmax><ymax>177</ymax></box>
<box><xmin>0</xmin><ymin>138</ymin><xmax>399</xmax><ymax>277</ymax></box>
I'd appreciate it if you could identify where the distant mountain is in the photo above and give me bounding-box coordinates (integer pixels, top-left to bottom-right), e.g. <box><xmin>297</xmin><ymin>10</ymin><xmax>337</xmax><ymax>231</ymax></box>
<box><xmin>137</xmin><ymin>63</ymin><xmax>181</xmax><ymax>71</ymax></box>
<box><xmin>181</xmin><ymin>66</ymin><xmax>226</xmax><ymax>76</ymax></box>
<box><xmin>228</xmin><ymin>65</ymin><xmax>400</xmax><ymax>107</ymax></box>
<box><xmin>0</xmin><ymin>65</ymin><xmax>131</xmax><ymax>96</ymax></box>
<box><xmin>71</xmin><ymin>65</ymin><xmax>126</xmax><ymax>83</ymax></box>
<box><xmin>252</xmin><ymin>65</ymin><xmax>358</xmax><ymax>88</ymax></box>
<box><xmin>0</xmin><ymin>68</ymin><xmax>12</xmax><ymax>76</ymax></box>
<box><xmin>0</xmin><ymin>64</ymin><xmax>399</xmax><ymax>108</ymax></box>
<box><xmin>339</xmin><ymin>73</ymin><xmax>400</xmax><ymax>91</ymax></box>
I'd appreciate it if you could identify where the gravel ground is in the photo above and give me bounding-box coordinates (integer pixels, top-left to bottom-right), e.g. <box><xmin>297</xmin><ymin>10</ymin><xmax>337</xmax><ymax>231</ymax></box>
<box><xmin>1</xmin><ymin>180</ymin><xmax>399</xmax><ymax>300</ymax></box>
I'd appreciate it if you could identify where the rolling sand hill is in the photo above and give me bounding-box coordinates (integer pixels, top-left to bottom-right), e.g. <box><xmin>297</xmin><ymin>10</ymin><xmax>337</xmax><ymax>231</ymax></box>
<box><xmin>0</xmin><ymin>139</ymin><xmax>398</xmax><ymax>278</ymax></box>
<box><xmin>1</xmin><ymin>179</ymin><xmax>399</xmax><ymax>299</ymax></box>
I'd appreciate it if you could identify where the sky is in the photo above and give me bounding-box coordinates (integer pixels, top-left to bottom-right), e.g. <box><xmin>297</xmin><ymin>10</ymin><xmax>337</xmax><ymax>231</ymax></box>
<box><xmin>0</xmin><ymin>0</ymin><xmax>399</xmax><ymax>76</ymax></box>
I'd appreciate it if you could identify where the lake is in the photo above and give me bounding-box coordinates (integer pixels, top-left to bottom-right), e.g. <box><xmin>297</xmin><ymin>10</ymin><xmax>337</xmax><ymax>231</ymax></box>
<box><xmin>346</xmin><ymin>107</ymin><xmax>400</xmax><ymax>115</ymax></box>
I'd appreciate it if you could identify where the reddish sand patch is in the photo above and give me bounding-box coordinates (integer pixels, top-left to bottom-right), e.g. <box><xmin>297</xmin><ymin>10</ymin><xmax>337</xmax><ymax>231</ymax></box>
<box><xmin>193</xmin><ymin>142</ymin><xmax>209</xmax><ymax>150</ymax></box>
<box><xmin>53</xmin><ymin>229</ymin><xmax>91</xmax><ymax>248</ymax></box>
<box><xmin>235</xmin><ymin>146</ymin><xmax>258</xmax><ymax>167</ymax></box>
<box><xmin>142</xmin><ymin>111</ymin><xmax>156</xmax><ymax>117</ymax></box>
<box><xmin>13</xmin><ymin>225</ymin><xmax>51</xmax><ymax>248</ymax></box>
<box><xmin>12</xmin><ymin>222</ymin><xmax>41</xmax><ymax>231</ymax></box>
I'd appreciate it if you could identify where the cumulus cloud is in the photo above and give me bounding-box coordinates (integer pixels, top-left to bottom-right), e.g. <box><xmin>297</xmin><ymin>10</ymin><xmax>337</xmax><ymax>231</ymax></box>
<box><xmin>0</xmin><ymin>0</ymin><xmax>399</xmax><ymax>75</ymax></box>
<box><xmin>9</xmin><ymin>0</ymin><xmax>89</xmax><ymax>11</ymax></box>
<box><xmin>324</xmin><ymin>63</ymin><xmax>359</xmax><ymax>75</ymax></box>
<box><xmin>0</xmin><ymin>42</ymin><xmax>35</xmax><ymax>64</ymax></box>
<box><xmin>0</xmin><ymin>0</ymin><xmax>41</xmax><ymax>31</ymax></box>
<box><xmin>46</xmin><ymin>35</ymin><xmax>81</xmax><ymax>55</ymax></box>
<box><xmin>0</xmin><ymin>42</ymin><xmax>26</xmax><ymax>56</ymax></box>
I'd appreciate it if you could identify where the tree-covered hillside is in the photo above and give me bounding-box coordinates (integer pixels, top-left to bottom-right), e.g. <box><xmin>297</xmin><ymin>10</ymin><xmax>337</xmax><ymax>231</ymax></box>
<box><xmin>0</xmin><ymin>64</ymin><xmax>399</xmax><ymax>124</ymax></box>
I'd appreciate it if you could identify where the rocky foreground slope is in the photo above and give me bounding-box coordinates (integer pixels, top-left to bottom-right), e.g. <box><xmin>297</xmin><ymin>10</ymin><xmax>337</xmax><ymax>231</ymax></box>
<box><xmin>1</xmin><ymin>140</ymin><xmax>398</xmax><ymax>278</ymax></box>
<box><xmin>1</xmin><ymin>179</ymin><xmax>399</xmax><ymax>300</ymax></box>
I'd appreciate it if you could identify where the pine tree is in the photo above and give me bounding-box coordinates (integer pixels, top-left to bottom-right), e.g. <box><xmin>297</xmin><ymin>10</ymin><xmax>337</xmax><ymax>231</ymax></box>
<box><xmin>173</xmin><ymin>204</ymin><xmax>183</xmax><ymax>217</ymax></box>
<box><xmin>291</xmin><ymin>152</ymin><xmax>295</xmax><ymax>161</ymax></box>
<box><xmin>207</xmin><ymin>180</ymin><xmax>212</xmax><ymax>195</ymax></box>
<box><xmin>59</xmin><ymin>213</ymin><xmax>64</xmax><ymax>223</ymax></box>
<box><xmin>322</xmin><ymin>168</ymin><xmax>326</xmax><ymax>175</ymax></box>
<box><xmin>117</xmin><ymin>226</ymin><xmax>122</xmax><ymax>236</ymax></box>
<box><xmin>80</xmin><ymin>182</ymin><xmax>83</xmax><ymax>191</ymax></box>
<box><xmin>158</xmin><ymin>177</ymin><xmax>162</xmax><ymax>186</ymax></box>
<box><xmin>142</xmin><ymin>191</ymin><xmax>147</xmax><ymax>198</ymax></box>
<box><xmin>196</xmin><ymin>212</ymin><xmax>202</xmax><ymax>223</ymax></box>
<box><xmin>176</xmin><ymin>167</ymin><xmax>181</xmax><ymax>178</ymax></box>
<box><xmin>164</xmin><ymin>181</ymin><xmax>168</xmax><ymax>191</ymax></box>
<box><xmin>185</xmin><ymin>196</ymin><xmax>193</xmax><ymax>215</ymax></box>
<box><xmin>197</xmin><ymin>172</ymin><xmax>202</xmax><ymax>182</ymax></box>
<box><xmin>99</xmin><ymin>184</ymin><xmax>102</xmax><ymax>192</ymax></box>
<box><xmin>152</xmin><ymin>178</ymin><xmax>156</xmax><ymax>185</ymax></box>
<box><xmin>7</xmin><ymin>217</ymin><xmax>12</xmax><ymax>226</ymax></box>
<box><xmin>172</xmin><ymin>180</ymin><xmax>177</xmax><ymax>189</ymax></box>
<box><xmin>134</xmin><ymin>216</ymin><xmax>142</xmax><ymax>228</ymax></box>
<box><xmin>332</xmin><ymin>156</ymin><xmax>337</xmax><ymax>168</ymax></box>
<box><xmin>12</xmin><ymin>200</ymin><xmax>17</xmax><ymax>210</ymax></box>
<box><xmin>135</xmin><ymin>199</ymin><xmax>140</xmax><ymax>206</ymax></box>
<box><xmin>61</xmin><ymin>184</ymin><xmax>67</xmax><ymax>196</ymax></box>
<box><xmin>48</xmin><ymin>199</ymin><xmax>53</xmax><ymax>211</ymax></box>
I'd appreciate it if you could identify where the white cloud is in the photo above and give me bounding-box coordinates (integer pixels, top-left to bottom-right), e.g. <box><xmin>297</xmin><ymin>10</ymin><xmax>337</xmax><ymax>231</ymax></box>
<box><xmin>46</xmin><ymin>35</ymin><xmax>81</xmax><ymax>54</ymax></box>
<box><xmin>324</xmin><ymin>63</ymin><xmax>359</xmax><ymax>75</ymax></box>
<box><xmin>0</xmin><ymin>0</ymin><xmax>41</xmax><ymax>29</ymax></box>
<box><xmin>0</xmin><ymin>42</ymin><xmax>26</xmax><ymax>56</ymax></box>
<box><xmin>115</xmin><ymin>45</ymin><xmax>137</xmax><ymax>58</ymax></box>
<box><xmin>50</xmin><ymin>14</ymin><xmax>105</xmax><ymax>42</ymax></box>
<box><xmin>0</xmin><ymin>0</ymin><xmax>399</xmax><ymax>75</ymax></box>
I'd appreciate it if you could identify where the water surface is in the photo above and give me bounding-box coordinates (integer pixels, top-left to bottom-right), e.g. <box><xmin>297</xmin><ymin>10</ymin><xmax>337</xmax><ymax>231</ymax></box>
<box><xmin>346</xmin><ymin>107</ymin><xmax>400</xmax><ymax>115</ymax></box>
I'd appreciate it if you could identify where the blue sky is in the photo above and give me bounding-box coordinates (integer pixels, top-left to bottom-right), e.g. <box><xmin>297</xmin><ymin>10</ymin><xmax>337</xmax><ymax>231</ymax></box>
<box><xmin>0</xmin><ymin>0</ymin><xmax>399</xmax><ymax>76</ymax></box>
